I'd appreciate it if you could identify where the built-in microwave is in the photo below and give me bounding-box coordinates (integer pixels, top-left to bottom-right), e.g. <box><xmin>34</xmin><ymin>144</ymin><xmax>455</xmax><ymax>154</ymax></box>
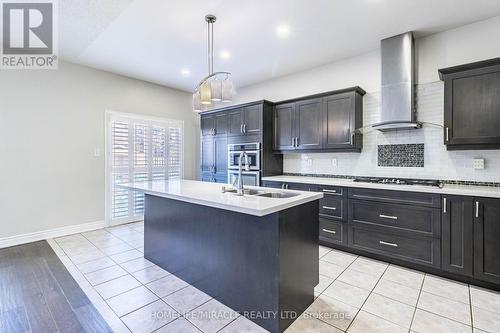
<box><xmin>227</xmin><ymin>142</ymin><xmax>260</xmax><ymax>170</ymax></box>
<box><xmin>228</xmin><ymin>170</ymin><xmax>260</xmax><ymax>187</ymax></box>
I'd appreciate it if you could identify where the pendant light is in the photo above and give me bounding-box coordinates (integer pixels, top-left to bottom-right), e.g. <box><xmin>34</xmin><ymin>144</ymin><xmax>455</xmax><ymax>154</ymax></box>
<box><xmin>192</xmin><ymin>15</ymin><xmax>233</xmax><ymax>112</ymax></box>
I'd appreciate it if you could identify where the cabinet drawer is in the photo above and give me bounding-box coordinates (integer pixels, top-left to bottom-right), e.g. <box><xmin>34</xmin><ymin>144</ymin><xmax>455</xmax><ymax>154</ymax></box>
<box><xmin>320</xmin><ymin>196</ymin><xmax>346</xmax><ymax>220</ymax></box>
<box><xmin>348</xmin><ymin>188</ymin><xmax>441</xmax><ymax>208</ymax></box>
<box><xmin>320</xmin><ymin>218</ymin><xmax>347</xmax><ymax>246</ymax></box>
<box><xmin>319</xmin><ymin>185</ymin><xmax>345</xmax><ymax>197</ymax></box>
<box><xmin>348</xmin><ymin>225</ymin><xmax>440</xmax><ymax>268</ymax></box>
<box><xmin>349</xmin><ymin>200</ymin><xmax>440</xmax><ymax>236</ymax></box>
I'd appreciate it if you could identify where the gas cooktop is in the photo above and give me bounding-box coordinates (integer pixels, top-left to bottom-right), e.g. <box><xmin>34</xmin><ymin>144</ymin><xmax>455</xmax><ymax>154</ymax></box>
<box><xmin>353</xmin><ymin>177</ymin><xmax>443</xmax><ymax>188</ymax></box>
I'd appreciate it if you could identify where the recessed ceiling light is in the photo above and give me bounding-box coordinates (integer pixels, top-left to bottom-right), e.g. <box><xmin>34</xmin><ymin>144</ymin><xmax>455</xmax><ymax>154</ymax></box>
<box><xmin>181</xmin><ymin>68</ymin><xmax>191</xmax><ymax>76</ymax></box>
<box><xmin>276</xmin><ymin>24</ymin><xmax>291</xmax><ymax>38</ymax></box>
<box><xmin>219</xmin><ymin>50</ymin><xmax>231</xmax><ymax>60</ymax></box>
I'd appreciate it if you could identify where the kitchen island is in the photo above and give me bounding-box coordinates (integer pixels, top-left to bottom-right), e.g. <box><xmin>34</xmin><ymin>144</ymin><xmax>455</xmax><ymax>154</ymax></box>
<box><xmin>120</xmin><ymin>180</ymin><xmax>323</xmax><ymax>333</ymax></box>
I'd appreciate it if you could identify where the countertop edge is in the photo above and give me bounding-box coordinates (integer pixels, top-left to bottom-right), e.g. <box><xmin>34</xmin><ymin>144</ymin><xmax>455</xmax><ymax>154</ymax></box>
<box><xmin>262</xmin><ymin>176</ymin><xmax>500</xmax><ymax>199</ymax></box>
<box><xmin>119</xmin><ymin>184</ymin><xmax>323</xmax><ymax>217</ymax></box>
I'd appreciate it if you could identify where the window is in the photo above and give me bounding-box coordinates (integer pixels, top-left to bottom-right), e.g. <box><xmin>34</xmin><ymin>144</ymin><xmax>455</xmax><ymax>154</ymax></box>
<box><xmin>106</xmin><ymin>112</ymin><xmax>183</xmax><ymax>224</ymax></box>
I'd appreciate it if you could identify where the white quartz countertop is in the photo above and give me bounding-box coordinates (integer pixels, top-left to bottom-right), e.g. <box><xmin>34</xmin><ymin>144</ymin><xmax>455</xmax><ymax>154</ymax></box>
<box><xmin>262</xmin><ymin>175</ymin><xmax>500</xmax><ymax>199</ymax></box>
<box><xmin>119</xmin><ymin>180</ymin><xmax>323</xmax><ymax>217</ymax></box>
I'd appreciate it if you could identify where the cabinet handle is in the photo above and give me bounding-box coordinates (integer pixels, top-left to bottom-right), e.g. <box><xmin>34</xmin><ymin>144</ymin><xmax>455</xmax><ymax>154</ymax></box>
<box><xmin>286</xmin><ymin>184</ymin><xmax>289</xmax><ymax>189</ymax></box>
<box><xmin>475</xmin><ymin>201</ymin><xmax>480</xmax><ymax>218</ymax></box>
<box><xmin>243</xmin><ymin>124</ymin><xmax>247</xmax><ymax>134</ymax></box>
<box><xmin>281</xmin><ymin>184</ymin><xmax>285</xmax><ymax>189</ymax></box>
<box><xmin>443</xmin><ymin>197</ymin><xmax>447</xmax><ymax>214</ymax></box>
<box><xmin>445</xmin><ymin>127</ymin><xmax>450</xmax><ymax>142</ymax></box>
<box><xmin>322</xmin><ymin>228</ymin><xmax>337</xmax><ymax>234</ymax></box>
<box><xmin>213</xmin><ymin>128</ymin><xmax>216</xmax><ymax>135</ymax></box>
<box><xmin>379</xmin><ymin>240</ymin><xmax>398</xmax><ymax>247</ymax></box>
<box><xmin>379</xmin><ymin>214</ymin><xmax>398</xmax><ymax>220</ymax></box>
<box><xmin>323</xmin><ymin>189</ymin><xmax>337</xmax><ymax>193</ymax></box>
<box><xmin>350</xmin><ymin>132</ymin><xmax>354</xmax><ymax>145</ymax></box>
<box><xmin>240</xmin><ymin>124</ymin><xmax>243</xmax><ymax>134</ymax></box>
<box><xmin>322</xmin><ymin>206</ymin><xmax>337</xmax><ymax>211</ymax></box>
<box><xmin>296</xmin><ymin>137</ymin><xmax>299</xmax><ymax>147</ymax></box>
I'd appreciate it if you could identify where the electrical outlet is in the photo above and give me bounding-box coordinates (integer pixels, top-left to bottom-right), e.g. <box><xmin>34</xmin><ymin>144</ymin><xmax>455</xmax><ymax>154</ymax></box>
<box><xmin>331</xmin><ymin>158</ymin><xmax>338</xmax><ymax>167</ymax></box>
<box><xmin>473</xmin><ymin>158</ymin><xmax>485</xmax><ymax>170</ymax></box>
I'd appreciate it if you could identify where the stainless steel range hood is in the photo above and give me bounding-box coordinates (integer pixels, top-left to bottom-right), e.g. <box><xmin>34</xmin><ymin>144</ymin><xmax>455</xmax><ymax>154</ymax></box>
<box><xmin>372</xmin><ymin>32</ymin><xmax>422</xmax><ymax>131</ymax></box>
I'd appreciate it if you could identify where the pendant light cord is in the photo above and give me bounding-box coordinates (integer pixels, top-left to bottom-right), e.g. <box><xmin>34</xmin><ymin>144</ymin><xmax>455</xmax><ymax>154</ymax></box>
<box><xmin>207</xmin><ymin>19</ymin><xmax>214</xmax><ymax>75</ymax></box>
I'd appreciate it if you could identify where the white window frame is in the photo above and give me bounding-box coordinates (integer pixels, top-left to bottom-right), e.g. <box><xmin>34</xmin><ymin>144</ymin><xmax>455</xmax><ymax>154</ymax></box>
<box><xmin>105</xmin><ymin>110</ymin><xmax>184</xmax><ymax>226</ymax></box>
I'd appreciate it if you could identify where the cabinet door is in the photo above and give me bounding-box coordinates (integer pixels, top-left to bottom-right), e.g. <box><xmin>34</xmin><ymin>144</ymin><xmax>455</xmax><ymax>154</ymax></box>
<box><xmin>201</xmin><ymin>114</ymin><xmax>215</xmax><ymax>137</ymax></box>
<box><xmin>295</xmin><ymin>98</ymin><xmax>323</xmax><ymax>149</ymax></box>
<box><xmin>242</xmin><ymin>104</ymin><xmax>262</xmax><ymax>135</ymax></box>
<box><xmin>214</xmin><ymin>112</ymin><xmax>228</xmax><ymax>136</ymax></box>
<box><xmin>445</xmin><ymin>72</ymin><xmax>500</xmax><ymax>146</ymax></box>
<box><xmin>474</xmin><ymin>197</ymin><xmax>500</xmax><ymax>284</ymax></box>
<box><xmin>273</xmin><ymin>103</ymin><xmax>295</xmax><ymax>150</ymax></box>
<box><xmin>262</xmin><ymin>181</ymin><xmax>283</xmax><ymax>189</ymax></box>
<box><xmin>213</xmin><ymin>137</ymin><xmax>227</xmax><ymax>175</ymax></box>
<box><xmin>200</xmin><ymin>138</ymin><xmax>214</xmax><ymax>174</ymax></box>
<box><xmin>442</xmin><ymin>195</ymin><xmax>473</xmax><ymax>276</ymax></box>
<box><xmin>227</xmin><ymin>109</ymin><xmax>244</xmax><ymax>137</ymax></box>
<box><xmin>322</xmin><ymin>93</ymin><xmax>355</xmax><ymax>149</ymax></box>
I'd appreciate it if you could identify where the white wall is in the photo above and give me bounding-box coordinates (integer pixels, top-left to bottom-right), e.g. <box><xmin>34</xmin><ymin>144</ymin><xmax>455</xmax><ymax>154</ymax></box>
<box><xmin>233</xmin><ymin>16</ymin><xmax>500</xmax><ymax>182</ymax></box>
<box><xmin>0</xmin><ymin>61</ymin><xmax>197</xmax><ymax>240</ymax></box>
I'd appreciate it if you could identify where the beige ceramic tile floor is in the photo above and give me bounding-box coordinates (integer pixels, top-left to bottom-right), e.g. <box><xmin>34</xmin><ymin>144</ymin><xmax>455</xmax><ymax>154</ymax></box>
<box><xmin>48</xmin><ymin>222</ymin><xmax>500</xmax><ymax>333</ymax></box>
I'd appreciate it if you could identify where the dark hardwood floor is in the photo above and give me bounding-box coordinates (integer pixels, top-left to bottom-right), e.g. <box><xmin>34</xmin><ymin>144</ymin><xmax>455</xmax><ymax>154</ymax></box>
<box><xmin>0</xmin><ymin>241</ymin><xmax>112</xmax><ymax>333</ymax></box>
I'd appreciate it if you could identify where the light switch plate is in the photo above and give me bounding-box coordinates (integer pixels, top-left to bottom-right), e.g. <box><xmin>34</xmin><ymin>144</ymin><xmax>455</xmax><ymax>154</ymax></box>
<box><xmin>473</xmin><ymin>158</ymin><xmax>485</xmax><ymax>170</ymax></box>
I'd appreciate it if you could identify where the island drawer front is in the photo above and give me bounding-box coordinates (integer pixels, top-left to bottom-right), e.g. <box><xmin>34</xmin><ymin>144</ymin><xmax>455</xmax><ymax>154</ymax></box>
<box><xmin>318</xmin><ymin>185</ymin><xmax>345</xmax><ymax>197</ymax></box>
<box><xmin>348</xmin><ymin>225</ymin><xmax>440</xmax><ymax>268</ymax></box>
<box><xmin>349</xmin><ymin>200</ymin><xmax>441</xmax><ymax>237</ymax></box>
<box><xmin>319</xmin><ymin>196</ymin><xmax>346</xmax><ymax>220</ymax></box>
<box><xmin>348</xmin><ymin>188</ymin><xmax>441</xmax><ymax>208</ymax></box>
<box><xmin>320</xmin><ymin>218</ymin><xmax>347</xmax><ymax>246</ymax></box>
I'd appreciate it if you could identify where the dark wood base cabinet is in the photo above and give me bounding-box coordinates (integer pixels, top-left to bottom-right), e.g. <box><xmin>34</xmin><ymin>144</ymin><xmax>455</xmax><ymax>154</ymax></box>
<box><xmin>263</xmin><ymin>180</ymin><xmax>500</xmax><ymax>290</ymax></box>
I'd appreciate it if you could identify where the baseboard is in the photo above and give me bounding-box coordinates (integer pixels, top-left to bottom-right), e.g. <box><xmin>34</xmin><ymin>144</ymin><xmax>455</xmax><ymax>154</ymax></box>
<box><xmin>0</xmin><ymin>220</ymin><xmax>106</xmax><ymax>249</ymax></box>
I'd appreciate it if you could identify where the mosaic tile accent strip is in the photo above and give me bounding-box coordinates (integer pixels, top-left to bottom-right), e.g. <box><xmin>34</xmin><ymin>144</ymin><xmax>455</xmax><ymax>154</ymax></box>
<box><xmin>378</xmin><ymin>144</ymin><xmax>424</xmax><ymax>167</ymax></box>
<box><xmin>282</xmin><ymin>173</ymin><xmax>500</xmax><ymax>187</ymax></box>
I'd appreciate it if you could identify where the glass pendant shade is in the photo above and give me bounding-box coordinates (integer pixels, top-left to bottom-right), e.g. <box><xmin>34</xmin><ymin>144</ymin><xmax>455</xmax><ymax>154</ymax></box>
<box><xmin>221</xmin><ymin>77</ymin><xmax>233</xmax><ymax>102</ymax></box>
<box><xmin>192</xmin><ymin>15</ymin><xmax>234</xmax><ymax>111</ymax></box>
<box><xmin>192</xmin><ymin>91</ymin><xmax>202</xmax><ymax>112</ymax></box>
<box><xmin>211</xmin><ymin>78</ymin><xmax>222</xmax><ymax>101</ymax></box>
<box><xmin>200</xmin><ymin>81</ymin><xmax>212</xmax><ymax>105</ymax></box>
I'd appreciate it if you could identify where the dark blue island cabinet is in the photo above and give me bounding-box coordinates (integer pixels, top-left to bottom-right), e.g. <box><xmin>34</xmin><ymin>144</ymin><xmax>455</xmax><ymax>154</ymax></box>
<box><xmin>143</xmin><ymin>194</ymin><xmax>319</xmax><ymax>332</ymax></box>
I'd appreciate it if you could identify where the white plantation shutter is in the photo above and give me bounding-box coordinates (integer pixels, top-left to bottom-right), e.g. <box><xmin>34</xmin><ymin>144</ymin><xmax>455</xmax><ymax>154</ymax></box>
<box><xmin>107</xmin><ymin>112</ymin><xmax>183</xmax><ymax>223</ymax></box>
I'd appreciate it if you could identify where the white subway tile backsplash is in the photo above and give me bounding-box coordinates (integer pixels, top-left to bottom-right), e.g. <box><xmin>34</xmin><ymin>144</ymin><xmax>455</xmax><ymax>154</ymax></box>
<box><xmin>284</xmin><ymin>81</ymin><xmax>500</xmax><ymax>182</ymax></box>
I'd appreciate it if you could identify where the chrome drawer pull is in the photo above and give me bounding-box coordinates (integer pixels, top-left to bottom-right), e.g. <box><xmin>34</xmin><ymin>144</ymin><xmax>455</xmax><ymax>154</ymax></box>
<box><xmin>379</xmin><ymin>240</ymin><xmax>398</xmax><ymax>247</ymax></box>
<box><xmin>322</xmin><ymin>206</ymin><xmax>337</xmax><ymax>211</ymax></box>
<box><xmin>323</xmin><ymin>189</ymin><xmax>337</xmax><ymax>193</ymax></box>
<box><xmin>475</xmin><ymin>201</ymin><xmax>480</xmax><ymax>218</ymax></box>
<box><xmin>379</xmin><ymin>214</ymin><xmax>398</xmax><ymax>220</ymax></box>
<box><xmin>322</xmin><ymin>229</ymin><xmax>337</xmax><ymax>234</ymax></box>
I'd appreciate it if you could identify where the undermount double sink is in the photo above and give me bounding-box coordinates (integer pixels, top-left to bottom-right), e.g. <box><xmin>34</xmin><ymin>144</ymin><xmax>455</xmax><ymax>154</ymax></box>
<box><xmin>221</xmin><ymin>187</ymin><xmax>299</xmax><ymax>199</ymax></box>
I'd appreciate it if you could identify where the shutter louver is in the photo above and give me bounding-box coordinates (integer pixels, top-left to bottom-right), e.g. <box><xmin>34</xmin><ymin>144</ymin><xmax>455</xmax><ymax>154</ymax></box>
<box><xmin>108</xmin><ymin>114</ymin><xmax>183</xmax><ymax>224</ymax></box>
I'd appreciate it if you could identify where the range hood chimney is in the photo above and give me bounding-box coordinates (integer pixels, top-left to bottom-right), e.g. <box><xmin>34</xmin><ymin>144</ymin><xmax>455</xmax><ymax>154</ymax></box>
<box><xmin>372</xmin><ymin>32</ymin><xmax>422</xmax><ymax>131</ymax></box>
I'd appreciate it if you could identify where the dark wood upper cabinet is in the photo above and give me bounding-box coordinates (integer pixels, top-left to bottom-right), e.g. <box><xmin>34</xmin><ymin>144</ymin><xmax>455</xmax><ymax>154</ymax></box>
<box><xmin>273</xmin><ymin>87</ymin><xmax>365</xmax><ymax>152</ymax></box>
<box><xmin>243</xmin><ymin>104</ymin><xmax>263</xmax><ymax>135</ymax></box>
<box><xmin>201</xmin><ymin>112</ymin><xmax>227</xmax><ymax>137</ymax></box>
<box><xmin>439</xmin><ymin>57</ymin><xmax>500</xmax><ymax>150</ymax></box>
<box><xmin>201</xmin><ymin>114</ymin><xmax>216</xmax><ymax>137</ymax></box>
<box><xmin>474</xmin><ymin>197</ymin><xmax>500</xmax><ymax>285</ymax></box>
<box><xmin>442</xmin><ymin>195</ymin><xmax>473</xmax><ymax>276</ymax></box>
<box><xmin>322</xmin><ymin>92</ymin><xmax>361</xmax><ymax>150</ymax></box>
<box><xmin>295</xmin><ymin>98</ymin><xmax>323</xmax><ymax>149</ymax></box>
<box><xmin>214</xmin><ymin>113</ymin><xmax>228</xmax><ymax>136</ymax></box>
<box><xmin>227</xmin><ymin>108</ymin><xmax>244</xmax><ymax>137</ymax></box>
<box><xmin>199</xmin><ymin>101</ymin><xmax>283</xmax><ymax>182</ymax></box>
<box><xmin>273</xmin><ymin>103</ymin><xmax>295</xmax><ymax>151</ymax></box>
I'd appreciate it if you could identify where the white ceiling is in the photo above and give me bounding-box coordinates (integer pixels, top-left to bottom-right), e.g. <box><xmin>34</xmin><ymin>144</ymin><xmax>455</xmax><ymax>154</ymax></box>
<box><xmin>60</xmin><ymin>0</ymin><xmax>500</xmax><ymax>92</ymax></box>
